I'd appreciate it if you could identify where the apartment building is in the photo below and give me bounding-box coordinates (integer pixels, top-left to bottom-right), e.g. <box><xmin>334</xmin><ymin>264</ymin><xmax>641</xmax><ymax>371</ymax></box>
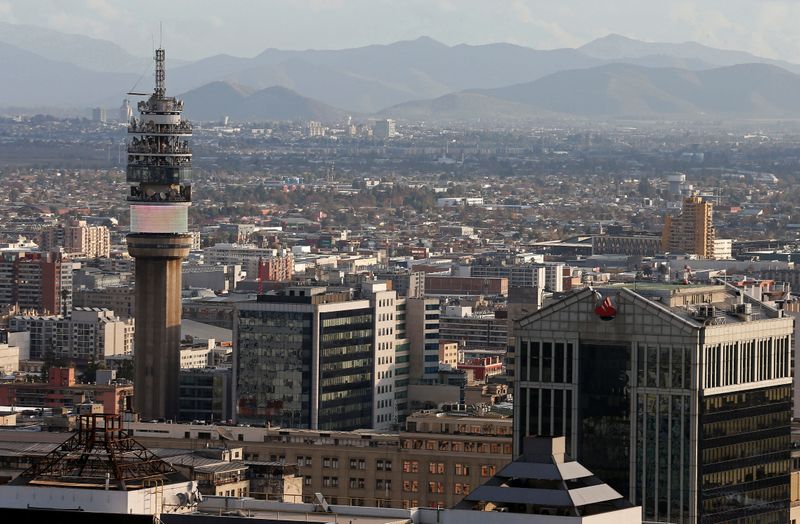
<box><xmin>129</xmin><ymin>410</ymin><xmax>512</xmax><ymax>510</ymax></box>
<box><xmin>10</xmin><ymin>307</ymin><xmax>133</xmax><ymax>361</ymax></box>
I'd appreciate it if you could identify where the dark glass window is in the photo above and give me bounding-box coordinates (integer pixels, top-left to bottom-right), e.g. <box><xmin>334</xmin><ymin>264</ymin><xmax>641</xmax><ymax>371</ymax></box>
<box><xmin>577</xmin><ymin>343</ymin><xmax>631</xmax><ymax>498</ymax></box>
<box><xmin>542</xmin><ymin>342</ymin><xmax>552</xmax><ymax>383</ymax></box>
<box><xmin>554</xmin><ymin>342</ymin><xmax>564</xmax><ymax>383</ymax></box>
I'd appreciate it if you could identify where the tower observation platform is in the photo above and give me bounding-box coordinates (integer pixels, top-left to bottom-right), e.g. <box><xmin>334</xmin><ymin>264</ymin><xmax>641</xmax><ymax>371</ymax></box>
<box><xmin>126</xmin><ymin>47</ymin><xmax>192</xmax><ymax>421</ymax></box>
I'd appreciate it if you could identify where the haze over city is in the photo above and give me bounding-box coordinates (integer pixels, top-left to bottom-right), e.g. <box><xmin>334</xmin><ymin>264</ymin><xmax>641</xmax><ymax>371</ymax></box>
<box><xmin>0</xmin><ymin>2</ymin><xmax>799</xmax><ymax>524</ymax></box>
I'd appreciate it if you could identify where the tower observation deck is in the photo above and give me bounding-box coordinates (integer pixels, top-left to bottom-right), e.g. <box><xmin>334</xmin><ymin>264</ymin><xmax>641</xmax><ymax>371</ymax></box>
<box><xmin>127</xmin><ymin>47</ymin><xmax>192</xmax><ymax>421</ymax></box>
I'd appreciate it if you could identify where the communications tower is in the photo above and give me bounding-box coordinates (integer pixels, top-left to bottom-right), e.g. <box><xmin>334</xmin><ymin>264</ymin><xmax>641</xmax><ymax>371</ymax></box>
<box><xmin>126</xmin><ymin>48</ymin><xmax>192</xmax><ymax>420</ymax></box>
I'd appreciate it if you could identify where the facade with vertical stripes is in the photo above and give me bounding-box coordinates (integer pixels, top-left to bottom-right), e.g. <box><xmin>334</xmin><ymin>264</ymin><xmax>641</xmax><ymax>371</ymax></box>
<box><xmin>514</xmin><ymin>284</ymin><xmax>793</xmax><ymax>524</ymax></box>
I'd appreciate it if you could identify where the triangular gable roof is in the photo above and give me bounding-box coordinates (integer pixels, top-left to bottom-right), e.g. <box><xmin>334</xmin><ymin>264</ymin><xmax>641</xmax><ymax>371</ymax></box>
<box><xmin>517</xmin><ymin>286</ymin><xmax>700</xmax><ymax>335</ymax></box>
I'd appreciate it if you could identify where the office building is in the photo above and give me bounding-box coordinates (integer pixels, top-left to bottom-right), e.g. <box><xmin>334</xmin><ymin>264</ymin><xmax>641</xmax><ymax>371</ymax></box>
<box><xmin>91</xmin><ymin>107</ymin><xmax>107</xmax><ymax>123</ymax></box>
<box><xmin>515</xmin><ymin>283</ymin><xmax>793</xmax><ymax>523</ymax></box>
<box><xmin>592</xmin><ymin>233</ymin><xmax>662</xmax><ymax>257</ymax></box>
<box><xmin>471</xmin><ymin>263</ymin><xmax>549</xmax><ymax>290</ymax></box>
<box><xmin>440</xmin><ymin>307</ymin><xmax>508</xmax><ymax>349</ymax></box>
<box><xmin>119</xmin><ymin>98</ymin><xmax>133</xmax><ymax>123</ymax></box>
<box><xmin>182</xmin><ymin>263</ymin><xmax>242</xmax><ymax>292</ymax></box>
<box><xmin>406</xmin><ymin>297</ymin><xmax>441</xmax><ymax>383</ymax></box>
<box><xmin>0</xmin><ymin>251</ymin><xmax>72</xmax><ymax>315</ymax></box>
<box><xmin>10</xmin><ymin>307</ymin><xmax>134</xmax><ymax>362</ymax></box>
<box><xmin>235</xmin><ymin>287</ymin><xmax>374</xmax><ymax>430</ymax></box>
<box><xmin>374</xmin><ymin>270</ymin><xmax>425</xmax><ymax>298</ymax></box>
<box><xmin>425</xmin><ymin>276</ymin><xmax>508</xmax><ymax>297</ymax></box>
<box><xmin>126</xmin><ymin>47</ymin><xmax>193</xmax><ymax>421</ymax></box>
<box><xmin>662</xmin><ymin>195</ymin><xmax>715</xmax><ymax>258</ymax></box>
<box><xmin>394</xmin><ymin>296</ymin><xmax>411</xmax><ymax>420</ymax></box>
<box><xmin>178</xmin><ymin>367</ymin><xmax>233</xmax><ymax>422</ymax></box>
<box><xmin>73</xmin><ymin>285</ymin><xmax>135</xmax><ymax>319</ymax></box>
<box><xmin>365</xmin><ymin>281</ymin><xmax>399</xmax><ymax>430</ymax></box>
<box><xmin>373</xmin><ymin>118</ymin><xmax>397</xmax><ymax>139</ymax></box>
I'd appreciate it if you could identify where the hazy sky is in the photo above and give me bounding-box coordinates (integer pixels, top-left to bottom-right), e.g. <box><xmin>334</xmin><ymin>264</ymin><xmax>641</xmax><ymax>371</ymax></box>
<box><xmin>1</xmin><ymin>0</ymin><xmax>799</xmax><ymax>62</ymax></box>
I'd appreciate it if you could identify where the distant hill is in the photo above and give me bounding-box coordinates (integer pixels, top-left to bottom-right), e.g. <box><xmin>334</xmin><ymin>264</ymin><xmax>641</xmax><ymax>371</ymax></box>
<box><xmin>378</xmin><ymin>92</ymin><xmax>550</xmax><ymax>122</ymax></box>
<box><xmin>387</xmin><ymin>63</ymin><xmax>800</xmax><ymax>120</ymax></box>
<box><xmin>580</xmin><ymin>34</ymin><xmax>800</xmax><ymax>74</ymax></box>
<box><xmin>0</xmin><ymin>21</ymin><xmax>156</xmax><ymax>73</ymax></box>
<box><xmin>0</xmin><ymin>41</ymin><xmax>136</xmax><ymax>107</ymax></box>
<box><xmin>168</xmin><ymin>37</ymin><xmax>606</xmax><ymax>113</ymax></box>
<box><xmin>179</xmin><ymin>82</ymin><xmax>346</xmax><ymax>122</ymax></box>
<box><xmin>3</xmin><ymin>21</ymin><xmax>800</xmax><ymax>121</ymax></box>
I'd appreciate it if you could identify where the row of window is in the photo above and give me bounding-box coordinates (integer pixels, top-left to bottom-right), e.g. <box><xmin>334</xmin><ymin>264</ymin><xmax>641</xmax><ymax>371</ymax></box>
<box><xmin>402</xmin><ymin>461</ymin><xmax>496</xmax><ymax>477</ymax></box>
<box><xmin>401</xmin><ymin>481</ymin><xmax>471</xmax><ymax>494</ymax></box>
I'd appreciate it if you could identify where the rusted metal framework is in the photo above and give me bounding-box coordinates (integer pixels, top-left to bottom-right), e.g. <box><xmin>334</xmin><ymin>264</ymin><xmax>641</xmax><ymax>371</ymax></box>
<box><xmin>17</xmin><ymin>413</ymin><xmax>177</xmax><ymax>490</ymax></box>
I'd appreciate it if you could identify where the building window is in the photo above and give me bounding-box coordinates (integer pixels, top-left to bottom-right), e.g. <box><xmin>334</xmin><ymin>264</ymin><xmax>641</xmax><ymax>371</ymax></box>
<box><xmin>428</xmin><ymin>462</ymin><xmax>445</xmax><ymax>474</ymax></box>
<box><xmin>304</xmin><ymin>476</ymin><xmax>312</xmax><ymax>486</ymax></box>
<box><xmin>376</xmin><ymin>479</ymin><xmax>392</xmax><ymax>490</ymax></box>
<box><xmin>377</xmin><ymin>459</ymin><xmax>392</xmax><ymax>471</ymax></box>
<box><xmin>323</xmin><ymin>457</ymin><xmax>338</xmax><ymax>469</ymax></box>
<box><xmin>454</xmin><ymin>483</ymin><xmax>471</xmax><ymax>494</ymax></box>
<box><xmin>481</xmin><ymin>465</ymin><xmax>496</xmax><ymax>477</ymax></box>
<box><xmin>428</xmin><ymin>481</ymin><xmax>444</xmax><ymax>494</ymax></box>
<box><xmin>350</xmin><ymin>458</ymin><xmax>366</xmax><ymax>470</ymax></box>
<box><xmin>403</xmin><ymin>480</ymin><xmax>418</xmax><ymax>492</ymax></box>
<box><xmin>349</xmin><ymin>478</ymin><xmax>366</xmax><ymax>489</ymax></box>
<box><xmin>455</xmin><ymin>464</ymin><xmax>470</xmax><ymax>476</ymax></box>
<box><xmin>402</xmin><ymin>460</ymin><xmax>419</xmax><ymax>473</ymax></box>
<box><xmin>323</xmin><ymin>476</ymin><xmax>339</xmax><ymax>487</ymax></box>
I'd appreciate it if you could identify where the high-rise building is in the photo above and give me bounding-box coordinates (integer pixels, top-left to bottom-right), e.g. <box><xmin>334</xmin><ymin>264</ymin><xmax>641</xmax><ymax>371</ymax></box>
<box><xmin>64</xmin><ymin>219</ymin><xmax>111</xmax><ymax>258</ymax></box>
<box><xmin>514</xmin><ymin>284</ymin><xmax>793</xmax><ymax>523</ymax></box>
<box><xmin>373</xmin><ymin>119</ymin><xmax>397</xmax><ymax>139</ymax></box>
<box><xmin>364</xmin><ymin>282</ymin><xmax>398</xmax><ymax>430</ymax></box>
<box><xmin>126</xmin><ymin>47</ymin><xmax>193</xmax><ymax>420</ymax></box>
<box><xmin>234</xmin><ymin>287</ymin><xmax>374</xmax><ymax>430</ymax></box>
<box><xmin>91</xmin><ymin>107</ymin><xmax>107</xmax><ymax>123</ymax></box>
<box><xmin>0</xmin><ymin>251</ymin><xmax>72</xmax><ymax>315</ymax></box>
<box><xmin>10</xmin><ymin>307</ymin><xmax>133</xmax><ymax>362</ymax></box>
<box><xmin>41</xmin><ymin>219</ymin><xmax>111</xmax><ymax>258</ymax></box>
<box><xmin>406</xmin><ymin>297</ymin><xmax>440</xmax><ymax>383</ymax></box>
<box><xmin>119</xmin><ymin>98</ymin><xmax>133</xmax><ymax>123</ymax></box>
<box><xmin>662</xmin><ymin>195</ymin><xmax>715</xmax><ymax>258</ymax></box>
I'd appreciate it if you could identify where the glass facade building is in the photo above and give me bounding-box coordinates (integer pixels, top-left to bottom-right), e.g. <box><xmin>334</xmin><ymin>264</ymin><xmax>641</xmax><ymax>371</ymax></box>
<box><xmin>234</xmin><ymin>289</ymin><xmax>375</xmax><ymax>431</ymax></box>
<box><xmin>514</xmin><ymin>285</ymin><xmax>793</xmax><ymax>524</ymax></box>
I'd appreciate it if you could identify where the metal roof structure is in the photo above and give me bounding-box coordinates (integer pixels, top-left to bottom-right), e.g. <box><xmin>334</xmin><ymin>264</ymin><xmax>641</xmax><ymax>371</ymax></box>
<box><xmin>11</xmin><ymin>413</ymin><xmax>188</xmax><ymax>490</ymax></box>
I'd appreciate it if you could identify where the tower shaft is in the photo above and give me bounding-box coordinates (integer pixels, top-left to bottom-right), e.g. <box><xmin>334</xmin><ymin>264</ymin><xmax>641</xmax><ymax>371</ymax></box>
<box><xmin>126</xmin><ymin>47</ymin><xmax>192</xmax><ymax>421</ymax></box>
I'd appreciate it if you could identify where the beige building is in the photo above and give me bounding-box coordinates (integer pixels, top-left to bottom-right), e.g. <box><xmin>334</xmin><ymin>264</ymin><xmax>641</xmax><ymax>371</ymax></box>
<box><xmin>662</xmin><ymin>195</ymin><xmax>715</xmax><ymax>258</ymax></box>
<box><xmin>439</xmin><ymin>341</ymin><xmax>458</xmax><ymax>367</ymax></box>
<box><xmin>41</xmin><ymin>220</ymin><xmax>110</xmax><ymax>258</ymax></box>
<box><xmin>129</xmin><ymin>411</ymin><xmax>512</xmax><ymax>509</ymax></box>
<box><xmin>73</xmin><ymin>286</ymin><xmax>135</xmax><ymax>319</ymax></box>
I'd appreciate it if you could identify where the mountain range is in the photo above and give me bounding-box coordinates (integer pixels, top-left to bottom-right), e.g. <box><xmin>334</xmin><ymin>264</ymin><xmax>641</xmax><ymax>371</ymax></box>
<box><xmin>2</xmin><ymin>24</ymin><xmax>800</xmax><ymax>122</ymax></box>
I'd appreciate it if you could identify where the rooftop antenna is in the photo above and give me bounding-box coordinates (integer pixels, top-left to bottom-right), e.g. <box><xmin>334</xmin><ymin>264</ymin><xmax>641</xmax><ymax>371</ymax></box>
<box><xmin>154</xmin><ymin>24</ymin><xmax>166</xmax><ymax>98</ymax></box>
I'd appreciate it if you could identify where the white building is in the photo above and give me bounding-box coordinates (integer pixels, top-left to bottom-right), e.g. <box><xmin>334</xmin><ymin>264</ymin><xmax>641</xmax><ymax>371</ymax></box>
<box><xmin>364</xmin><ymin>281</ymin><xmax>398</xmax><ymax>430</ymax></box>
<box><xmin>373</xmin><ymin>118</ymin><xmax>397</xmax><ymax>139</ymax></box>
<box><xmin>10</xmin><ymin>308</ymin><xmax>134</xmax><ymax>361</ymax></box>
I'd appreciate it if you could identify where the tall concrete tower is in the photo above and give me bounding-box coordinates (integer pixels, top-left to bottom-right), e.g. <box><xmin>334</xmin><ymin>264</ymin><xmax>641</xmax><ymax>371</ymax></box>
<box><xmin>126</xmin><ymin>48</ymin><xmax>192</xmax><ymax>420</ymax></box>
